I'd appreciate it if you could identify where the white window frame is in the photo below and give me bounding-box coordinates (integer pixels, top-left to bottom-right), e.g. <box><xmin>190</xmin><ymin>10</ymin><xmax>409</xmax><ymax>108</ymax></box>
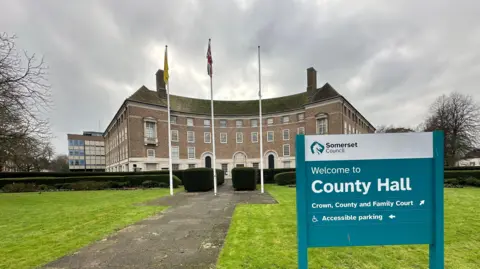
<box><xmin>267</xmin><ymin>118</ymin><xmax>274</xmax><ymax>125</ymax></box>
<box><xmin>170</xmin><ymin>116</ymin><xmax>177</xmax><ymax>124</ymax></box>
<box><xmin>204</xmin><ymin>132</ymin><xmax>211</xmax><ymax>143</ymax></box>
<box><xmin>297</xmin><ymin>113</ymin><xmax>305</xmax><ymax>121</ymax></box>
<box><xmin>187</xmin><ymin>147</ymin><xmax>195</xmax><ymax>159</ymax></box>
<box><xmin>283</xmin><ymin>144</ymin><xmax>290</xmax><ymax>156</ymax></box>
<box><xmin>282</xmin><ymin>116</ymin><xmax>289</xmax><ymax>123</ymax></box>
<box><xmin>187</xmin><ymin>118</ymin><xmax>194</xmax><ymax>126</ymax></box>
<box><xmin>147</xmin><ymin>149</ymin><xmax>155</xmax><ymax>158</ymax></box>
<box><xmin>236</xmin><ymin>132</ymin><xmax>243</xmax><ymax>143</ymax></box>
<box><xmin>297</xmin><ymin>127</ymin><xmax>305</xmax><ymax>134</ymax></box>
<box><xmin>251</xmin><ymin>132</ymin><xmax>258</xmax><ymax>143</ymax></box>
<box><xmin>187</xmin><ymin>131</ymin><xmax>195</xmax><ymax>143</ymax></box>
<box><xmin>171</xmin><ymin>130</ymin><xmax>179</xmax><ymax>142</ymax></box>
<box><xmin>236</xmin><ymin>120</ymin><xmax>243</xmax><ymax>128</ymax></box>
<box><xmin>204</xmin><ymin>119</ymin><xmax>211</xmax><ymax>127</ymax></box>
<box><xmin>283</xmin><ymin>129</ymin><xmax>290</xmax><ymax>140</ymax></box>
<box><xmin>267</xmin><ymin>131</ymin><xmax>274</xmax><ymax>142</ymax></box>
<box><xmin>316</xmin><ymin>117</ymin><xmax>328</xmax><ymax>135</ymax></box>
<box><xmin>144</xmin><ymin>120</ymin><xmax>156</xmax><ymax>138</ymax></box>
<box><xmin>172</xmin><ymin>146</ymin><xmax>179</xmax><ymax>159</ymax></box>
<box><xmin>220</xmin><ymin>132</ymin><xmax>227</xmax><ymax>143</ymax></box>
<box><xmin>251</xmin><ymin>119</ymin><xmax>258</xmax><ymax>127</ymax></box>
<box><xmin>220</xmin><ymin>120</ymin><xmax>227</xmax><ymax>128</ymax></box>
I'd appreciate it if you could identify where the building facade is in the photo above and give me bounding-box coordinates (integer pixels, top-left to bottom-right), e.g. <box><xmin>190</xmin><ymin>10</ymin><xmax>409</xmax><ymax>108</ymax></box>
<box><xmin>67</xmin><ymin>131</ymin><xmax>106</xmax><ymax>171</ymax></box>
<box><xmin>104</xmin><ymin>67</ymin><xmax>375</xmax><ymax>176</ymax></box>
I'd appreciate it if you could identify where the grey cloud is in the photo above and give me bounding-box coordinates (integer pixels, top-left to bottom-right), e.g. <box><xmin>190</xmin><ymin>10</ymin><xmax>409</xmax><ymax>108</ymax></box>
<box><xmin>1</xmin><ymin>0</ymin><xmax>480</xmax><ymax>154</ymax></box>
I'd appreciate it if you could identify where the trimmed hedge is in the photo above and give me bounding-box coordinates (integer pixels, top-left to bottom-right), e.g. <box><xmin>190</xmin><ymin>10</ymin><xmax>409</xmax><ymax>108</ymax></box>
<box><xmin>182</xmin><ymin>168</ymin><xmax>213</xmax><ymax>192</ymax></box>
<box><xmin>1</xmin><ymin>174</ymin><xmax>181</xmax><ymax>192</ymax></box>
<box><xmin>444</xmin><ymin>170</ymin><xmax>480</xmax><ymax>179</ymax></box>
<box><xmin>274</xmin><ymin>172</ymin><xmax>296</xmax><ymax>186</ymax></box>
<box><xmin>232</xmin><ymin>168</ymin><xmax>257</xmax><ymax>191</ymax></box>
<box><xmin>215</xmin><ymin>169</ymin><xmax>225</xmax><ymax>186</ymax></box>
<box><xmin>256</xmin><ymin>168</ymin><xmax>296</xmax><ymax>184</ymax></box>
<box><xmin>0</xmin><ymin>170</ymin><xmax>186</xmax><ymax>180</ymax></box>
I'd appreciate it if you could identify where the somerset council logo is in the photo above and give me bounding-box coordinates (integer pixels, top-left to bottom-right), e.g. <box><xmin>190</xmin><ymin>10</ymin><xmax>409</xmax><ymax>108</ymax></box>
<box><xmin>310</xmin><ymin>141</ymin><xmax>325</xmax><ymax>154</ymax></box>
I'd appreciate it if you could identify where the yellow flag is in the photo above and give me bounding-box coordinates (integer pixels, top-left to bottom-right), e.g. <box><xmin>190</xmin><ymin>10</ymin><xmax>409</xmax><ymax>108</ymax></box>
<box><xmin>164</xmin><ymin>45</ymin><xmax>169</xmax><ymax>84</ymax></box>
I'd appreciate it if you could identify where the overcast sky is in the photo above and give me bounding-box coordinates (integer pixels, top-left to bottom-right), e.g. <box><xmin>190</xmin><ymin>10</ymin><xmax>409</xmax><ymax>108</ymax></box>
<box><xmin>1</xmin><ymin>0</ymin><xmax>479</xmax><ymax>155</ymax></box>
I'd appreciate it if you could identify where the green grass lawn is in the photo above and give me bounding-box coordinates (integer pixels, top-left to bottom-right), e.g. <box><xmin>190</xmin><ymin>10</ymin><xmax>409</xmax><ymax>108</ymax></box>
<box><xmin>0</xmin><ymin>189</ymin><xmax>175</xmax><ymax>269</ymax></box>
<box><xmin>217</xmin><ymin>186</ymin><xmax>480</xmax><ymax>269</ymax></box>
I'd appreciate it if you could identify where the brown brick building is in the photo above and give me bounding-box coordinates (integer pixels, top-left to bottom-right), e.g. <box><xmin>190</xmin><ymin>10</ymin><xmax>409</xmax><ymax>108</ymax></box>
<box><xmin>103</xmin><ymin>67</ymin><xmax>375</xmax><ymax>176</ymax></box>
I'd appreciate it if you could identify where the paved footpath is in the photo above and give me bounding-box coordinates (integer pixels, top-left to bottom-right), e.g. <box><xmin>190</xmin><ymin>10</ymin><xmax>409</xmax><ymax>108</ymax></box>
<box><xmin>43</xmin><ymin>181</ymin><xmax>276</xmax><ymax>269</ymax></box>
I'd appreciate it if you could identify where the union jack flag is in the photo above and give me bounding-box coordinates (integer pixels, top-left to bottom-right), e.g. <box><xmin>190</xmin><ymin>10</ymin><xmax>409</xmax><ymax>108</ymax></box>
<box><xmin>206</xmin><ymin>39</ymin><xmax>212</xmax><ymax>77</ymax></box>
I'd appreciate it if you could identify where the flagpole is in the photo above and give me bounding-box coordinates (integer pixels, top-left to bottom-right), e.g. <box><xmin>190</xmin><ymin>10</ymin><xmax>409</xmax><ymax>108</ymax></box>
<box><xmin>258</xmin><ymin>46</ymin><xmax>264</xmax><ymax>194</ymax></box>
<box><xmin>165</xmin><ymin>45</ymin><xmax>173</xmax><ymax>196</ymax></box>
<box><xmin>208</xmin><ymin>39</ymin><xmax>218</xmax><ymax>196</ymax></box>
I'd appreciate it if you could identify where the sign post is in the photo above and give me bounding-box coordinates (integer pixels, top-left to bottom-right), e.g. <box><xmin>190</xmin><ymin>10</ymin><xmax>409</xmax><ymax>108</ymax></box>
<box><xmin>295</xmin><ymin>131</ymin><xmax>444</xmax><ymax>269</ymax></box>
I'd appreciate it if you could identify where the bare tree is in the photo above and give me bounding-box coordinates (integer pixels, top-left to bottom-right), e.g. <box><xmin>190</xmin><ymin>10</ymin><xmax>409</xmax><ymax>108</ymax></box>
<box><xmin>423</xmin><ymin>92</ymin><xmax>480</xmax><ymax>166</ymax></box>
<box><xmin>0</xmin><ymin>32</ymin><xmax>52</xmax><ymax>171</ymax></box>
<box><xmin>376</xmin><ymin>125</ymin><xmax>415</xmax><ymax>133</ymax></box>
<box><xmin>49</xmin><ymin>154</ymin><xmax>70</xmax><ymax>172</ymax></box>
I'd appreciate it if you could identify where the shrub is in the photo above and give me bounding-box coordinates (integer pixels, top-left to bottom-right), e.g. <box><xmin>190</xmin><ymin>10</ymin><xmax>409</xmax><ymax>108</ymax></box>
<box><xmin>232</xmin><ymin>168</ymin><xmax>257</xmax><ymax>191</ymax></box>
<box><xmin>216</xmin><ymin>169</ymin><xmax>225</xmax><ymax>186</ymax></box>
<box><xmin>0</xmin><ymin>170</ymin><xmax>187</xmax><ymax>179</ymax></box>
<box><xmin>275</xmin><ymin>172</ymin><xmax>296</xmax><ymax>186</ymax></box>
<box><xmin>2</xmin><ymin>183</ymin><xmax>38</xmax><ymax>193</ymax></box>
<box><xmin>142</xmin><ymin>180</ymin><xmax>160</xmax><ymax>188</ymax></box>
<box><xmin>0</xmin><ymin>174</ymin><xmax>180</xmax><ymax>193</ymax></box>
<box><xmin>182</xmin><ymin>168</ymin><xmax>214</xmax><ymax>192</ymax></box>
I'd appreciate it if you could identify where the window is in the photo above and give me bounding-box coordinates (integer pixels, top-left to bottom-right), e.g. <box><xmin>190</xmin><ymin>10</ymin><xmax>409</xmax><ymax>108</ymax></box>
<box><xmin>220</xmin><ymin>133</ymin><xmax>227</xmax><ymax>143</ymax></box>
<box><xmin>172</xmin><ymin>164</ymin><xmax>179</xmax><ymax>170</ymax></box>
<box><xmin>74</xmin><ymin>160</ymin><xmax>79</xmax><ymax>165</ymax></box>
<box><xmin>283</xmin><ymin>129</ymin><xmax>290</xmax><ymax>140</ymax></box>
<box><xmin>220</xmin><ymin>120</ymin><xmax>227</xmax><ymax>128</ymax></box>
<box><xmin>68</xmin><ymin>140</ymin><xmax>74</xmax><ymax>146</ymax></box>
<box><xmin>236</xmin><ymin>120</ymin><xmax>243</xmax><ymax>128</ymax></box>
<box><xmin>253</xmin><ymin>163</ymin><xmax>259</xmax><ymax>169</ymax></box>
<box><xmin>297</xmin><ymin>113</ymin><xmax>305</xmax><ymax>121</ymax></box>
<box><xmin>316</xmin><ymin>118</ymin><xmax>328</xmax><ymax>135</ymax></box>
<box><xmin>204</xmin><ymin>119</ymin><xmax>211</xmax><ymax>126</ymax></box>
<box><xmin>78</xmin><ymin>140</ymin><xmax>84</xmax><ymax>146</ymax></box>
<box><xmin>221</xmin><ymin>164</ymin><xmax>228</xmax><ymax>175</ymax></box>
<box><xmin>283</xmin><ymin>144</ymin><xmax>290</xmax><ymax>156</ymax></box>
<box><xmin>145</xmin><ymin>121</ymin><xmax>156</xmax><ymax>138</ymax></box>
<box><xmin>69</xmin><ymin>150</ymin><xmax>74</xmax><ymax>156</ymax></box>
<box><xmin>171</xmin><ymin>130</ymin><xmax>179</xmax><ymax>142</ymax></box>
<box><xmin>297</xmin><ymin>127</ymin><xmax>305</xmax><ymax>135</ymax></box>
<box><xmin>188</xmin><ymin>147</ymin><xmax>195</xmax><ymax>159</ymax></box>
<box><xmin>251</xmin><ymin>119</ymin><xmax>258</xmax><ymax>127</ymax></box>
<box><xmin>236</xmin><ymin>132</ymin><xmax>243</xmax><ymax>143</ymax></box>
<box><xmin>251</xmin><ymin>132</ymin><xmax>258</xmax><ymax>143</ymax></box>
<box><xmin>282</xmin><ymin>116</ymin><xmax>289</xmax><ymax>123</ymax></box>
<box><xmin>187</xmin><ymin>118</ymin><xmax>194</xmax><ymax>126</ymax></box>
<box><xmin>189</xmin><ymin>164</ymin><xmax>196</xmax><ymax>168</ymax></box>
<box><xmin>267</xmin><ymin>118</ymin><xmax>274</xmax><ymax>125</ymax></box>
<box><xmin>79</xmin><ymin>159</ymin><xmax>85</xmax><ymax>166</ymax></box>
<box><xmin>172</xmin><ymin>146</ymin><xmax>179</xmax><ymax>159</ymax></box>
<box><xmin>283</xmin><ymin>161</ymin><xmax>291</xmax><ymax>168</ymax></box>
<box><xmin>267</xmin><ymin>131</ymin><xmax>274</xmax><ymax>142</ymax></box>
<box><xmin>187</xmin><ymin>131</ymin><xmax>195</xmax><ymax>143</ymax></box>
<box><xmin>204</xmin><ymin>132</ymin><xmax>211</xmax><ymax>143</ymax></box>
<box><xmin>170</xmin><ymin>116</ymin><xmax>177</xmax><ymax>124</ymax></box>
<box><xmin>147</xmin><ymin>149</ymin><xmax>155</xmax><ymax>158</ymax></box>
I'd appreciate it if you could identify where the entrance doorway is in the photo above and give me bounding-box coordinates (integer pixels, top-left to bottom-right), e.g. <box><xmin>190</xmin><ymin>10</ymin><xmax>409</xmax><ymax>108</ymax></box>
<box><xmin>205</xmin><ymin>156</ymin><xmax>212</xmax><ymax>168</ymax></box>
<box><xmin>268</xmin><ymin>154</ymin><xmax>275</xmax><ymax>169</ymax></box>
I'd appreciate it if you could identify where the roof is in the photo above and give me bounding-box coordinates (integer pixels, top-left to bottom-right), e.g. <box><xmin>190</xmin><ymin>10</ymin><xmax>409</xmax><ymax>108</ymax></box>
<box><xmin>127</xmin><ymin>84</ymin><xmax>339</xmax><ymax>116</ymax></box>
<box><xmin>463</xmin><ymin>149</ymin><xmax>480</xmax><ymax>159</ymax></box>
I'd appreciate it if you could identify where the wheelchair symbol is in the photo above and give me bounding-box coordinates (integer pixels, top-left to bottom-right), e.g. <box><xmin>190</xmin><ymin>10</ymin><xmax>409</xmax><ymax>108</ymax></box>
<box><xmin>312</xmin><ymin>215</ymin><xmax>318</xmax><ymax>223</ymax></box>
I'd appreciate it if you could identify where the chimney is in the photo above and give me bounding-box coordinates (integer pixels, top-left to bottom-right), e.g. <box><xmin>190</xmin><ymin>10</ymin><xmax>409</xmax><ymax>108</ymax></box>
<box><xmin>156</xmin><ymin>69</ymin><xmax>167</xmax><ymax>99</ymax></box>
<box><xmin>307</xmin><ymin>67</ymin><xmax>317</xmax><ymax>99</ymax></box>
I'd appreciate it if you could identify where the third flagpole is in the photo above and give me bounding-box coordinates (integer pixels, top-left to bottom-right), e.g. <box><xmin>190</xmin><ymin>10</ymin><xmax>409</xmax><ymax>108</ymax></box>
<box><xmin>258</xmin><ymin>46</ymin><xmax>264</xmax><ymax>194</ymax></box>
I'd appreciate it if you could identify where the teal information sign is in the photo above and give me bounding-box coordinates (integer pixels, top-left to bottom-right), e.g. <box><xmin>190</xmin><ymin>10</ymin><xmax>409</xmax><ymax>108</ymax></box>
<box><xmin>295</xmin><ymin>131</ymin><xmax>444</xmax><ymax>269</ymax></box>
